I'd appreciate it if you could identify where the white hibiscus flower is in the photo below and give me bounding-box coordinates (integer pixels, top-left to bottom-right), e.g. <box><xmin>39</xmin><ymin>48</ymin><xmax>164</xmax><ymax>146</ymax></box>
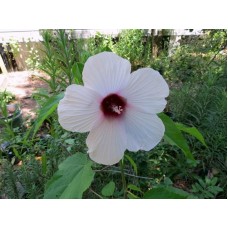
<box><xmin>58</xmin><ymin>52</ymin><xmax>169</xmax><ymax>165</ymax></box>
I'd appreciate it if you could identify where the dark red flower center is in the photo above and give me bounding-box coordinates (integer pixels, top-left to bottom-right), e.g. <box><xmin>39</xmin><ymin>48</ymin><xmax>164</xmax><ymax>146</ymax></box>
<box><xmin>101</xmin><ymin>93</ymin><xmax>126</xmax><ymax>118</ymax></box>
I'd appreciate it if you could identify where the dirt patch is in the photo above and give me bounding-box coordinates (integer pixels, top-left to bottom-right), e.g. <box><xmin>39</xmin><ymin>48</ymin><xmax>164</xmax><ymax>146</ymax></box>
<box><xmin>2</xmin><ymin>71</ymin><xmax>49</xmax><ymax>119</ymax></box>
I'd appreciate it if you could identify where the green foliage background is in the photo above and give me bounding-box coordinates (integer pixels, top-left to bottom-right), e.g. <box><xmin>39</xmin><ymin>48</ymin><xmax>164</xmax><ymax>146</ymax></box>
<box><xmin>0</xmin><ymin>29</ymin><xmax>226</xmax><ymax>199</ymax></box>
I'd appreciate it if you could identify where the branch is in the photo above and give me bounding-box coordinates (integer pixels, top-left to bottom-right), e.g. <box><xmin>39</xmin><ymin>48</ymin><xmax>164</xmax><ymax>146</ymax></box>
<box><xmin>89</xmin><ymin>189</ymin><xmax>103</xmax><ymax>199</ymax></box>
<box><xmin>95</xmin><ymin>169</ymin><xmax>154</xmax><ymax>180</ymax></box>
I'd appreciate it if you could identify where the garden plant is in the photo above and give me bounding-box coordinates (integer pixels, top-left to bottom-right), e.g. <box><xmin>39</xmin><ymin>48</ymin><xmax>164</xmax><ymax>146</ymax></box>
<box><xmin>0</xmin><ymin>29</ymin><xmax>226</xmax><ymax>199</ymax></box>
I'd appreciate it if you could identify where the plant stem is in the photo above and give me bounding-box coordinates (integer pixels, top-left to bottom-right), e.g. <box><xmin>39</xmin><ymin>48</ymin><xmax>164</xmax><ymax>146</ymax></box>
<box><xmin>95</xmin><ymin>169</ymin><xmax>154</xmax><ymax>180</ymax></box>
<box><xmin>90</xmin><ymin>189</ymin><xmax>103</xmax><ymax>199</ymax></box>
<box><xmin>119</xmin><ymin>159</ymin><xmax>127</xmax><ymax>199</ymax></box>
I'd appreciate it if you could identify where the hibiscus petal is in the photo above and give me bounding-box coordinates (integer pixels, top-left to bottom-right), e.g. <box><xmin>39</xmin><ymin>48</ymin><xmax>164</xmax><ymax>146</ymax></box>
<box><xmin>58</xmin><ymin>84</ymin><xmax>102</xmax><ymax>132</ymax></box>
<box><xmin>120</xmin><ymin>68</ymin><xmax>169</xmax><ymax>114</ymax></box>
<box><xmin>83</xmin><ymin>52</ymin><xmax>131</xmax><ymax>96</ymax></box>
<box><xmin>86</xmin><ymin>119</ymin><xmax>127</xmax><ymax>165</ymax></box>
<box><xmin>124</xmin><ymin>108</ymin><xmax>165</xmax><ymax>151</ymax></box>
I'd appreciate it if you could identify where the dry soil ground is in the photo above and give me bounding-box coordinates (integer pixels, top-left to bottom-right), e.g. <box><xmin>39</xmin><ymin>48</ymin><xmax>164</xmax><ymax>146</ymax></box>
<box><xmin>1</xmin><ymin>71</ymin><xmax>49</xmax><ymax>119</ymax></box>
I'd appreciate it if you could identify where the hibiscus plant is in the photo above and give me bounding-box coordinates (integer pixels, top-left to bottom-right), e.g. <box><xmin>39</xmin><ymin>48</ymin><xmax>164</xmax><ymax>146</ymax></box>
<box><xmin>32</xmin><ymin>52</ymin><xmax>206</xmax><ymax>199</ymax></box>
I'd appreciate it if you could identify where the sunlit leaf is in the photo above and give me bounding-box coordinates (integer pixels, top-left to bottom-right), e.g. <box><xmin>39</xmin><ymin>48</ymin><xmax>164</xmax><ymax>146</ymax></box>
<box><xmin>65</xmin><ymin>138</ymin><xmax>75</xmax><ymax>145</ymax></box>
<box><xmin>44</xmin><ymin>153</ymin><xmax>94</xmax><ymax>199</ymax></box>
<box><xmin>175</xmin><ymin>123</ymin><xmax>207</xmax><ymax>147</ymax></box>
<box><xmin>127</xmin><ymin>184</ymin><xmax>142</xmax><ymax>193</ymax></box>
<box><xmin>159</xmin><ymin>113</ymin><xmax>195</xmax><ymax>161</ymax></box>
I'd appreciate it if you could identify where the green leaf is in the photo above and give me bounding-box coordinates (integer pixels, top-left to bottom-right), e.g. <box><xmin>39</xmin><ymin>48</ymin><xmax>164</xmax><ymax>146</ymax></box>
<box><xmin>124</xmin><ymin>154</ymin><xmax>138</xmax><ymax>175</ymax></box>
<box><xmin>101</xmin><ymin>46</ymin><xmax>112</xmax><ymax>52</ymax></box>
<box><xmin>208</xmin><ymin>186</ymin><xmax>223</xmax><ymax>193</ymax></box>
<box><xmin>32</xmin><ymin>93</ymin><xmax>64</xmax><ymax>138</ymax></box>
<box><xmin>144</xmin><ymin>186</ymin><xmax>195</xmax><ymax>199</ymax></box>
<box><xmin>204</xmin><ymin>191</ymin><xmax>214</xmax><ymax>199</ymax></box>
<box><xmin>65</xmin><ymin>138</ymin><xmax>75</xmax><ymax>145</ymax></box>
<box><xmin>195</xmin><ymin>183</ymin><xmax>204</xmax><ymax>192</ymax></box>
<box><xmin>198</xmin><ymin>178</ymin><xmax>206</xmax><ymax>188</ymax></box>
<box><xmin>158</xmin><ymin>113</ymin><xmax>195</xmax><ymax>161</ymax></box>
<box><xmin>44</xmin><ymin>153</ymin><xmax>94</xmax><ymax>199</ymax></box>
<box><xmin>205</xmin><ymin>177</ymin><xmax>211</xmax><ymax>185</ymax></box>
<box><xmin>101</xmin><ymin>181</ymin><xmax>115</xmax><ymax>197</ymax></box>
<box><xmin>71</xmin><ymin>62</ymin><xmax>84</xmax><ymax>85</ymax></box>
<box><xmin>191</xmin><ymin>185</ymin><xmax>199</xmax><ymax>193</ymax></box>
<box><xmin>210</xmin><ymin>177</ymin><xmax>218</xmax><ymax>186</ymax></box>
<box><xmin>127</xmin><ymin>191</ymin><xmax>140</xmax><ymax>199</ymax></box>
<box><xmin>12</xmin><ymin>147</ymin><xmax>21</xmax><ymax>160</ymax></box>
<box><xmin>175</xmin><ymin>123</ymin><xmax>207</xmax><ymax>147</ymax></box>
<box><xmin>164</xmin><ymin>177</ymin><xmax>173</xmax><ymax>186</ymax></box>
<box><xmin>127</xmin><ymin>184</ymin><xmax>142</xmax><ymax>193</ymax></box>
<box><xmin>41</xmin><ymin>153</ymin><xmax>47</xmax><ymax>175</ymax></box>
<box><xmin>11</xmin><ymin>157</ymin><xmax>16</xmax><ymax>165</ymax></box>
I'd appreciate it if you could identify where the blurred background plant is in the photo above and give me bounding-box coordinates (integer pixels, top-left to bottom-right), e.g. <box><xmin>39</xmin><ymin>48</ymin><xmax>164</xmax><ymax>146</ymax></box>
<box><xmin>0</xmin><ymin>90</ymin><xmax>15</xmax><ymax>105</ymax></box>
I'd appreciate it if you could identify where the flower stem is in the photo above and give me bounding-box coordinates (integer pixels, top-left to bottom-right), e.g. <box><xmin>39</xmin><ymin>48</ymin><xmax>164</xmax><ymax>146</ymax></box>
<box><xmin>119</xmin><ymin>159</ymin><xmax>127</xmax><ymax>199</ymax></box>
<box><xmin>90</xmin><ymin>189</ymin><xmax>103</xmax><ymax>199</ymax></box>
